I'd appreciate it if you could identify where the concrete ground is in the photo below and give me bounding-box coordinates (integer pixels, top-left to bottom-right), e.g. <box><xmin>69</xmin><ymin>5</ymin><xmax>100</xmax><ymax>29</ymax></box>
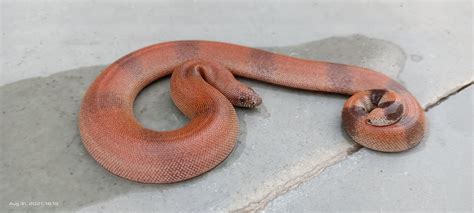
<box><xmin>1</xmin><ymin>0</ymin><xmax>472</xmax><ymax>212</ymax></box>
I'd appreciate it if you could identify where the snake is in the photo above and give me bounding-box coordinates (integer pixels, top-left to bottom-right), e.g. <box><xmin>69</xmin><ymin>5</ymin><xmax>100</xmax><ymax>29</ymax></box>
<box><xmin>78</xmin><ymin>40</ymin><xmax>426</xmax><ymax>183</ymax></box>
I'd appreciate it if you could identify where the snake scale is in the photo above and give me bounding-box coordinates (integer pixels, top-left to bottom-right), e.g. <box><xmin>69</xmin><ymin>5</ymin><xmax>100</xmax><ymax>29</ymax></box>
<box><xmin>79</xmin><ymin>41</ymin><xmax>426</xmax><ymax>183</ymax></box>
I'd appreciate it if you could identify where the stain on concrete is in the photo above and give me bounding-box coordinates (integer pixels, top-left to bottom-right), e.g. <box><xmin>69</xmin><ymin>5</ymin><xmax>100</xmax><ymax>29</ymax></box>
<box><xmin>410</xmin><ymin>54</ymin><xmax>423</xmax><ymax>62</ymax></box>
<box><xmin>266</xmin><ymin>34</ymin><xmax>407</xmax><ymax>80</ymax></box>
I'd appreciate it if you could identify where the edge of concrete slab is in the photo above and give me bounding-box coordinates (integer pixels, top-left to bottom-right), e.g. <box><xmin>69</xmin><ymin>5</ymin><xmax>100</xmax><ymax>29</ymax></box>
<box><xmin>240</xmin><ymin>82</ymin><xmax>473</xmax><ymax>212</ymax></box>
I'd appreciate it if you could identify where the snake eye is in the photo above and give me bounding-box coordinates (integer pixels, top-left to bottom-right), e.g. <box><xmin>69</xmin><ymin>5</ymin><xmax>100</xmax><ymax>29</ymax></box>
<box><xmin>239</xmin><ymin>96</ymin><xmax>245</xmax><ymax>103</ymax></box>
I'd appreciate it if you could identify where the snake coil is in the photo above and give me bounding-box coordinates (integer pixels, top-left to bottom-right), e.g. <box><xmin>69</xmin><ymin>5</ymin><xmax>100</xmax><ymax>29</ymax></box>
<box><xmin>79</xmin><ymin>41</ymin><xmax>426</xmax><ymax>183</ymax></box>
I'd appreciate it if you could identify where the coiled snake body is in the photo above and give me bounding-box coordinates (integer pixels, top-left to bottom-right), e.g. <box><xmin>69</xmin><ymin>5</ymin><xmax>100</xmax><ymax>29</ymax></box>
<box><xmin>79</xmin><ymin>41</ymin><xmax>426</xmax><ymax>183</ymax></box>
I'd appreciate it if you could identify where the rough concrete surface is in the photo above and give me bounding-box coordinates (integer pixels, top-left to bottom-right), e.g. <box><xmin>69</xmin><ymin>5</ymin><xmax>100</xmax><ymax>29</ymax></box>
<box><xmin>1</xmin><ymin>0</ymin><xmax>473</xmax><ymax>212</ymax></box>
<box><xmin>2</xmin><ymin>0</ymin><xmax>472</xmax><ymax>108</ymax></box>
<box><xmin>265</xmin><ymin>87</ymin><xmax>473</xmax><ymax>212</ymax></box>
<box><xmin>1</xmin><ymin>36</ymin><xmax>403</xmax><ymax>212</ymax></box>
<box><xmin>1</xmin><ymin>34</ymin><xmax>472</xmax><ymax>212</ymax></box>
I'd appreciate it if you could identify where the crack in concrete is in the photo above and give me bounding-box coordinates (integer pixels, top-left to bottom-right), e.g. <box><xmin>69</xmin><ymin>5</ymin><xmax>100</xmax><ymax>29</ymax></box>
<box><xmin>233</xmin><ymin>81</ymin><xmax>473</xmax><ymax>212</ymax></box>
<box><xmin>424</xmin><ymin>81</ymin><xmax>473</xmax><ymax>112</ymax></box>
<box><xmin>231</xmin><ymin>144</ymin><xmax>362</xmax><ymax>213</ymax></box>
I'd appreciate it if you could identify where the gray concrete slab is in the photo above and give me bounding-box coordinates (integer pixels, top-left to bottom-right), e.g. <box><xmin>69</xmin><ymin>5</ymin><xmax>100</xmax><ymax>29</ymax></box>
<box><xmin>1</xmin><ymin>36</ymin><xmax>404</xmax><ymax>212</ymax></box>
<box><xmin>2</xmin><ymin>0</ymin><xmax>472</xmax><ymax>107</ymax></box>
<box><xmin>1</xmin><ymin>0</ymin><xmax>472</xmax><ymax>212</ymax></box>
<box><xmin>265</xmin><ymin>87</ymin><xmax>473</xmax><ymax>212</ymax></box>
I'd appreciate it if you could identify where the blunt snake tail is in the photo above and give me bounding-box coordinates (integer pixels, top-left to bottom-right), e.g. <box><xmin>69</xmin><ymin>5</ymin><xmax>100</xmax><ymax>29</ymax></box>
<box><xmin>78</xmin><ymin>41</ymin><xmax>426</xmax><ymax>183</ymax></box>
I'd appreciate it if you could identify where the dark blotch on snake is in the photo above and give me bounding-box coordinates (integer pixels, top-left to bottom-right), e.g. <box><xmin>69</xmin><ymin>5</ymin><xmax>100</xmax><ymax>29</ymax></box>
<box><xmin>119</xmin><ymin>56</ymin><xmax>144</xmax><ymax>74</ymax></box>
<box><xmin>326</xmin><ymin>63</ymin><xmax>354</xmax><ymax>93</ymax></box>
<box><xmin>384</xmin><ymin>103</ymin><xmax>404</xmax><ymax>121</ymax></box>
<box><xmin>369</xmin><ymin>89</ymin><xmax>387</xmax><ymax>105</ymax></box>
<box><xmin>378</xmin><ymin>101</ymin><xmax>394</xmax><ymax>108</ymax></box>
<box><xmin>175</xmin><ymin>41</ymin><xmax>200</xmax><ymax>61</ymax></box>
<box><xmin>249</xmin><ymin>49</ymin><xmax>277</xmax><ymax>78</ymax></box>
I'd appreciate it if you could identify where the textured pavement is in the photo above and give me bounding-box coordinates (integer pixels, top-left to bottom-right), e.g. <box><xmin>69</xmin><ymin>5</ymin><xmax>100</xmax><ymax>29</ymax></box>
<box><xmin>1</xmin><ymin>0</ymin><xmax>472</xmax><ymax>212</ymax></box>
<box><xmin>266</xmin><ymin>87</ymin><xmax>473</xmax><ymax>212</ymax></box>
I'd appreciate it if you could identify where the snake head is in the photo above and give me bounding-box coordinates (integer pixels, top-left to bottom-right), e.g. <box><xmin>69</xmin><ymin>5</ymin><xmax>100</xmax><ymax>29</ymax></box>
<box><xmin>233</xmin><ymin>86</ymin><xmax>262</xmax><ymax>108</ymax></box>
